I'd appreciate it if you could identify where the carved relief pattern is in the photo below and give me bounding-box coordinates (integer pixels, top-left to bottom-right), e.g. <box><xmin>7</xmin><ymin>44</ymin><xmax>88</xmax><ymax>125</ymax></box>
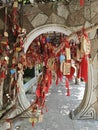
<box><xmin>71</xmin><ymin>54</ymin><xmax>98</xmax><ymax>120</ymax></box>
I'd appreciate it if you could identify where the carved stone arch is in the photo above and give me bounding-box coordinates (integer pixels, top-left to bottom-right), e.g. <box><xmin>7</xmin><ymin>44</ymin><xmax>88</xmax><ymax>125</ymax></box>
<box><xmin>15</xmin><ymin>24</ymin><xmax>72</xmax><ymax>117</ymax></box>
<box><xmin>8</xmin><ymin>24</ymin><xmax>98</xmax><ymax>120</ymax></box>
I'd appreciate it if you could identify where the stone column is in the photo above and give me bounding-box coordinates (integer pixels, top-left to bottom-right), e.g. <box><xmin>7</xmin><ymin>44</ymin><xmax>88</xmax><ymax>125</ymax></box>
<box><xmin>70</xmin><ymin>54</ymin><xmax>98</xmax><ymax>120</ymax></box>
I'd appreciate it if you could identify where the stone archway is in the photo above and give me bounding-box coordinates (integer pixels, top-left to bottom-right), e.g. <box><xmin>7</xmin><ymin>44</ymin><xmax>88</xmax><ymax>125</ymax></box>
<box><xmin>24</xmin><ymin>24</ymin><xmax>72</xmax><ymax>53</ymax></box>
<box><xmin>17</xmin><ymin>24</ymin><xmax>98</xmax><ymax>120</ymax></box>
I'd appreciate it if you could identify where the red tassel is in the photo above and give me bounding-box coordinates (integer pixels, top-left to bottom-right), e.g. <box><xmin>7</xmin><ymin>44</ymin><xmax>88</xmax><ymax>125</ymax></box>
<box><xmin>66</xmin><ymin>78</ymin><xmax>69</xmax><ymax>89</ymax></box>
<box><xmin>81</xmin><ymin>55</ymin><xmax>88</xmax><ymax>82</ymax></box>
<box><xmin>77</xmin><ymin>55</ymin><xmax>88</xmax><ymax>82</ymax></box>
<box><xmin>65</xmin><ymin>78</ymin><xmax>70</xmax><ymax>96</ymax></box>
<box><xmin>80</xmin><ymin>0</ymin><xmax>84</xmax><ymax>6</ymax></box>
<box><xmin>66</xmin><ymin>89</ymin><xmax>70</xmax><ymax>96</ymax></box>
<box><xmin>32</xmin><ymin>121</ymin><xmax>35</xmax><ymax>127</ymax></box>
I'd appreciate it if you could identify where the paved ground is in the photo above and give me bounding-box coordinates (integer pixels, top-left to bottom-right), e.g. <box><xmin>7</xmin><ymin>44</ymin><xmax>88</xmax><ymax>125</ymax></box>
<box><xmin>1</xmin><ymin>77</ymin><xmax>98</xmax><ymax>130</ymax></box>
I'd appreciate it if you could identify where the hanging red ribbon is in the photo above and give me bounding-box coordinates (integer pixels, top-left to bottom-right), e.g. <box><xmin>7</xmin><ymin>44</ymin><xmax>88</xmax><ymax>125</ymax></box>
<box><xmin>80</xmin><ymin>0</ymin><xmax>84</xmax><ymax>6</ymax></box>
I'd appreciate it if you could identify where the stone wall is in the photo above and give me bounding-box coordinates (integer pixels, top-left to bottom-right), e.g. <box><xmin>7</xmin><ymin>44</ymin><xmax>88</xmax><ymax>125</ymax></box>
<box><xmin>23</xmin><ymin>0</ymin><xmax>98</xmax><ymax>37</ymax></box>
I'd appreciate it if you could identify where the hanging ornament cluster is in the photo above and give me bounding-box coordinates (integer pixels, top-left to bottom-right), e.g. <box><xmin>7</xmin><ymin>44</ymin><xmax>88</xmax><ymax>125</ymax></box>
<box><xmin>26</xmin><ymin>33</ymin><xmax>65</xmax><ymax>68</ymax></box>
<box><xmin>76</xmin><ymin>28</ymin><xmax>91</xmax><ymax>82</ymax></box>
<box><xmin>8</xmin><ymin>1</ymin><xmax>27</xmax><ymax>100</ymax></box>
<box><xmin>25</xmin><ymin>33</ymin><xmax>73</xmax><ymax>120</ymax></box>
<box><xmin>35</xmin><ymin>67</ymin><xmax>52</xmax><ymax>109</ymax></box>
<box><xmin>59</xmin><ymin>40</ymin><xmax>72</xmax><ymax>96</ymax></box>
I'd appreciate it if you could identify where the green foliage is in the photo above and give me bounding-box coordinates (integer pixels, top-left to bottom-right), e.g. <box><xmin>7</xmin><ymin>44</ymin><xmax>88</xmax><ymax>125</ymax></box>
<box><xmin>23</xmin><ymin>67</ymin><xmax>35</xmax><ymax>78</ymax></box>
